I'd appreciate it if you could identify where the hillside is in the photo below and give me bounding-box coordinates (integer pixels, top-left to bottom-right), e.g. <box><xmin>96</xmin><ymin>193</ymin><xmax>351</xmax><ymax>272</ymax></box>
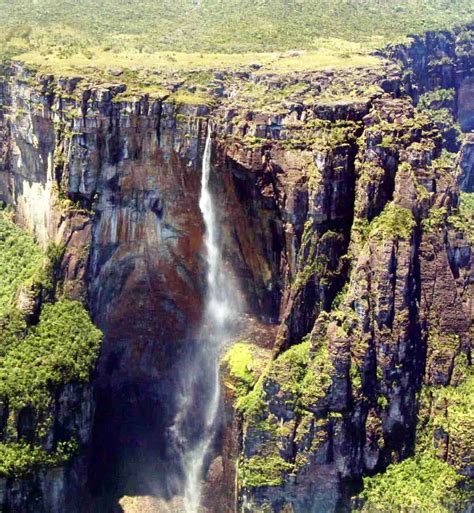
<box><xmin>0</xmin><ymin>0</ymin><xmax>473</xmax><ymax>56</ymax></box>
<box><xmin>1</xmin><ymin>0</ymin><xmax>472</xmax><ymax>106</ymax></box>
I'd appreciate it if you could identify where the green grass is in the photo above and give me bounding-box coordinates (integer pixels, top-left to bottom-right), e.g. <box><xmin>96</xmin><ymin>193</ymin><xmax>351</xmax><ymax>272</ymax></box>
<box><xmin>0</xmin><ymin>0</ymin><xmax>472</xmax><ymax>56</ymax></box>
<box><xmin>13</xmin><ymin>42</ymin><xmax>381</xmax><ymax>105</ymax></box>
<box><xmin>0</xmin><ymin>0</ymin><xmax>472</xmax><ymax>94</ymax></box>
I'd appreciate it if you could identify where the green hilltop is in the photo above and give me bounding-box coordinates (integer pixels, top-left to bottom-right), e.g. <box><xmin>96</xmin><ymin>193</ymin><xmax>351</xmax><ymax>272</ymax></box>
<box><xmin>1</xmin><ymin>0</ymin><xmax>472</xmax><ymax>99</ymax></box>
<box><xmin>0</xmin><ymin>0</ymin><xmax>473</xmax><ymax>58</ymax></box>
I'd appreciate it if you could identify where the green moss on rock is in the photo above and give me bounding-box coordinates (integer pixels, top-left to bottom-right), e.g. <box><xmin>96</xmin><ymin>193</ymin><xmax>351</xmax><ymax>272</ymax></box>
<box><xmin>356</xmin><ymin>454</ymin><xmax>470</xmax><ymax>513</ymax></box>
<box><xmin>449</xmin><ymin>192</ymin><xmax>474</xmax><ymax>243</ymax></box>
<box><xmin>268</xmin><ymin>341</ymin><xmax>310</xmax><ymax>396</ymax></box>
<box><xmin>223</xmin><ymin>341</ymin><xmax>269</xmax><ymax>400</ymax></box>
<box><xmin>239</xmin><ymin>454</ymin><xmax>293</xmax><ymax>488</ymax></box>
<box><xmin>301</xmin><ymin>337</ymin><xmax>333</xmax><ymax>408</ymax></box>
<box><xmin>422</xmin><ymin>374</ymin><xmax>474</xmax><ymax>472</ymax></box>
<box><xmin>423</xmin><ymin>207</ymin><xmax>448</xmax><ymax>233</ymax></box>
<box><xmin>369</xmin><ymin>202</ymin><xmax>415</xmax><ymax>242</ymax></box>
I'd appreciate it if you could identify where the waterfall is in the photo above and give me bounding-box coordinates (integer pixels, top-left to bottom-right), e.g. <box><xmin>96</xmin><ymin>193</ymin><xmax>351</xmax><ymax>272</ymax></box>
<box><xmin>198</xmin><ymin>126</ymin><xmax>234</xmax><ymax>329</ymax></box>
<box><xmin>173</xmin><ymin>125</ymin><xmax>237</xmax><ymax>513</ymax></box>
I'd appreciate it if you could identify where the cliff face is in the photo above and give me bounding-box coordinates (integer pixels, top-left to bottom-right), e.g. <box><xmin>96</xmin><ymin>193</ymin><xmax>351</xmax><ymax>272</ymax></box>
<box><xmin>220</xmin><ymin>28</ymin><xmax>473</xmax><ymax>513</ymax></box>
<box><xmin>0</xmin><ymin>384</ymin><xmax>94</xmax><ymax>513</ymax></box>
<box><xmin>0</xmin><ymin>25</ymin><xmax>472</xmax><ymax>513</ymax></box>
<box><xmin>225</xmin><ymin>97</ymin><xmax>472</xmax><ymax>512</ymax></box>
<box><xmin>386</xmin><ymin>26</ymin><xmax>474</xmax><ymax>131</ymax></box>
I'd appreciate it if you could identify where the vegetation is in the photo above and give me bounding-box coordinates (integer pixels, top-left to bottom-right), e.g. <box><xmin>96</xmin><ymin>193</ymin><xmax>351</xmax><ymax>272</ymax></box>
<box><xmin>235</xmin><ymin>340</ymin><xmax>317</xmax><ymax>416</ymax></box>
<box><xmin>460</xmin><ymin>191</ymin><xmax>474</xmax><ymax>212</ymax></box>
<box><xmin>235</xmin><ymin>329</ymin><xmax>336</xmax><ymax>489</ymax></box>
<box><xmin>418</xmin><ymin>373</ymin><xmax>474</xmax><ymax>472</ymax></box>
<box><xmin>357</xmin><ymin>353</ymin><xmax>473</xmax><ymax>511</ymax></box>
<box><xmin>0</xmin><ymin>0</ymin><xmax>472</xmax><ymax>499</ymax></box>
<box><xmin>223</xmin><ymin>341</ymin><xmax>269</xmax><ymax>399</ymax></box>
<box><xmin>0</xmin><ymin>209</ymin><xmax>43</xmax><ymax>316</ymax></box>
<box><xmin>0</xmin><ymin>300</ymin><xmax>102</xmax><ymax>410</ymax></box>
<box><xmin>369</xmin><ymin>202</ymin><xmax>416</xmax><ymax>242</ymax></box>
<box><xmin>0</xmin><ymin>298</ymin><xmax>101</xmax><ymax>477</ymax></box>
<box><xmin>0</xmin><ymin>0</ymin><xmax>472</xmax><ymax>56</ymax></box>
<box><xmin>418</xmin><ymin>89</ymin><xmax>463</xmax><ymax>150</ymax></box>
<box><xmin>0</xmin><ymin>440</ymin><xmax>78</xmax><ymax>478</ymax></box>
<box><xmin>0</xmin><ymin>0</ymin><xmax>471</xmax><ymax>100</ymax></box>
<box><xmin>239</xmin><ymin>454</ymin><xmax>293</xmax><ymax>487</ymax></box>
<box><xmin>418</xmin><ymin>89</ymin><xmax>456</xmax><ymax>111</ymax></box>
<box><xmin>449</xmin><ymin>192</ymin><xmax>474</xmax><ymax>242</ymax></box>
<box><xmin>11</xmin><ymin>41</ymin><xmax>381</xmax><ymax>106</ymax></box>
<box><xmin>357</xmin><ymin>454</ymin><xmax>470</xmax><ymax>513</ymax></box>
<box><xmin>301</xmin><ymin>336</ymin><xmax>333</xmax><ymax>406</ymax></box>
<box><xmin>0</xmin><ymin>212</ymin><xmax>102</xmax><ymax>477</ymax></box>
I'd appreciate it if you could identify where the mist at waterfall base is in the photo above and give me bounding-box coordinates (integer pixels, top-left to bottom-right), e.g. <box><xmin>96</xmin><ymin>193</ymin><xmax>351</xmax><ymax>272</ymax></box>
<box><xmin>168</xmin><ymin>127</ymin><xmax>241</xmax><ymax>513</ymax></box>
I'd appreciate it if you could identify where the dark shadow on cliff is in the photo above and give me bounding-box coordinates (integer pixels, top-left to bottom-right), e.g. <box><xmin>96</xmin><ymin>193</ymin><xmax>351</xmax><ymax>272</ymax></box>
<box><xmin>85</xmin><ymin>332</ymin><xmax>228</xmax><ymax>513</ymax></box>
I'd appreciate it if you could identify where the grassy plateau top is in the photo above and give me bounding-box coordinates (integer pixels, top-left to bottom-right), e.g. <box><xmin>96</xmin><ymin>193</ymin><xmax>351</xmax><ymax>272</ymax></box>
<box><xmin>0</xmin><ymin>0</ymin><xmax>472</xmax><ymax>86</ymax></box>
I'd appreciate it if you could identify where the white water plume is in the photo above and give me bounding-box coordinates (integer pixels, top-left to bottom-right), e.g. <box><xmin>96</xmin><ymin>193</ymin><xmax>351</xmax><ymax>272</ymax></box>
<box><xmin>172</xmin><ymin>125</ymin><xmax>238</xmax><ymax>513</ymax></box>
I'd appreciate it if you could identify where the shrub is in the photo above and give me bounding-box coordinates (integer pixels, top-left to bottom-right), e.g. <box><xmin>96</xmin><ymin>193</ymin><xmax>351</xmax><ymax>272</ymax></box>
<box><xmin>369</xmin><ymin>202</ymin><xmax>415</xmax><ymax>242</ymax></box>
<box><xmin>0</xmin><ymin>211</ymin><xmax>43</xmax><ymax>316</ymax></box>
<box><xmin>0</xmin><ymin>300</ymin><xmax>102</xmax><ymax>410</ymax></box>
<box><xmin>357</xmin><ymin>454</ymin><xmax>470</xmax><ymax>513</ymax></box>
<box><xmin>0</xmin><ymin>213</ymin><xmax>102</xmax><ymax>477</ymax></box>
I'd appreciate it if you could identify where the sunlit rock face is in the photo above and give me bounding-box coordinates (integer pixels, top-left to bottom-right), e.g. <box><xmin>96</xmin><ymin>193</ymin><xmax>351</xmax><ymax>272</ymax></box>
<box><xmin>460</xmin><ymin>134</ymin><xmax>474</xmax><ymax>192</ymax></box>
<box><xmin>0</xmin><ymin>23</ymin><xmax>472</xmax><ymax>513</ymax></box>
<box><xmin>0</xmin><ymin>62</ymin><xmax>284</xmax><ymax>510</ymax></box>
<box><xmin>217</xmin><ymin>31</ymin><xmax>473</xmax><ymax>513</ymax></box>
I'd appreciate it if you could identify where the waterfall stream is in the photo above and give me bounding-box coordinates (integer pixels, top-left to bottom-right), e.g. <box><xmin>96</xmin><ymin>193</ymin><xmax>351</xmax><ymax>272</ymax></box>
<box><xmin>172</xmin><ymin>126</ymin><xmax>237</xmax><ymax>513</ymax></box>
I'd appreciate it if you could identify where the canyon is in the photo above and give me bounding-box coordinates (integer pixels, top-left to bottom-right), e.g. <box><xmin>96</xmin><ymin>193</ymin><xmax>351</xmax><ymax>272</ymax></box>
<box><xmin>0</xmin><ymin>24</ymin><xmax>472</xmax><ymax>513</ymax></box>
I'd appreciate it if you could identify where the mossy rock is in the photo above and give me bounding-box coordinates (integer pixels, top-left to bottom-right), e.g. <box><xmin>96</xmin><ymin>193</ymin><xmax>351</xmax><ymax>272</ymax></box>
<box><xmin>355</xmin><ymin>454</ymin><xmax>471</xmax><ymax>513</ymax></box>
<box><xmin>222</xmin><ymin>340</ymin><xmax>270</xmax><ymax>402</ymax></box>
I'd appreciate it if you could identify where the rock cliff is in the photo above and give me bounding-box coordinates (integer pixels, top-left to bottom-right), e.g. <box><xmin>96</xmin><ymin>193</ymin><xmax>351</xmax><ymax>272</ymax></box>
<box><xmin>0</xmin><ymin>24</ymin><xmax>472</xmax><ymax>513</ymax></box>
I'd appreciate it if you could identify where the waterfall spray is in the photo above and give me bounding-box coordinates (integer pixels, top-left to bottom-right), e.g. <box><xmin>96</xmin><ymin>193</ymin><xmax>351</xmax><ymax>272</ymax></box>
<box><xmin>173</xmin><ymin>125</ymin><xmax>237</xmax><ymax>513</ymax></box>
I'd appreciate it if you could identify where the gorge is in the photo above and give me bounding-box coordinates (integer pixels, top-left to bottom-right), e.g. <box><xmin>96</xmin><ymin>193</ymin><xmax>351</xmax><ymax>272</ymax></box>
<box><xmin>0</xmin><ymin>5</ymin><xmax>473</xmax><ymax>513</ymax></box>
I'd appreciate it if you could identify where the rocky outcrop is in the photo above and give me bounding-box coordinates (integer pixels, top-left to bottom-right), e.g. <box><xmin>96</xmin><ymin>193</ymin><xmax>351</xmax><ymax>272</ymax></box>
<box><xmin>0</xmin><ymin>76</ymin><xmax>10</xmax><ymax>205</ymax></box>
<box><xmin>460</xmin><ymin>133</ymin><xmax>474</xmax><ymax>192</ymax></box>
<box><xmin>218</xmin><ymin>34</ymin><xmax>473</xmax><ymax>513</ymax></box>
<box><xmin>221</xmin><ymin>95</ymin><xmax>472</xmax><ymax>513</ymax></box>
<box><xmin>0</xmin><ymin>384</ymin><xmax>94</xmax><ymax>513</ymax></box>
<box><xmin>386</xmin><ymin>24</ymin><xmax>474</xmax><ymax>130</ymax></box>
